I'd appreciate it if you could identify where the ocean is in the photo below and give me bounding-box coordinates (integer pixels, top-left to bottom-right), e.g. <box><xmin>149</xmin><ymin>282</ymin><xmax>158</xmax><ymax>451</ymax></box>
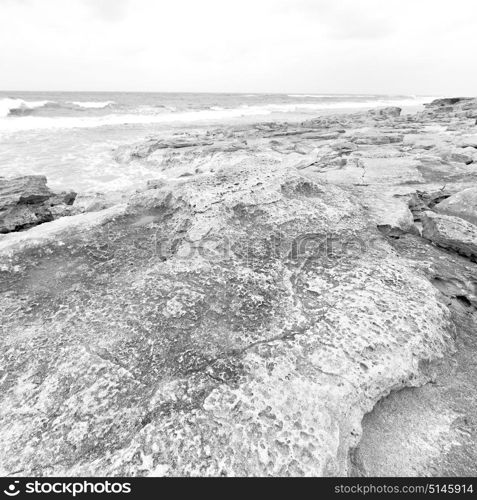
<box><xmin>0</xmin><ymin>92</ymin><xmax>435</xmax><ymax>193</ymax></box>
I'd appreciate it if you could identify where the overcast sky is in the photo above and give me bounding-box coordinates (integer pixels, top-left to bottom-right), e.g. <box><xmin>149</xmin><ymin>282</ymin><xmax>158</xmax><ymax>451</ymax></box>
<box><xmin>1</xmin><ymin>0</ymin><xmax>476</xmax><ymax>94</ymax></box>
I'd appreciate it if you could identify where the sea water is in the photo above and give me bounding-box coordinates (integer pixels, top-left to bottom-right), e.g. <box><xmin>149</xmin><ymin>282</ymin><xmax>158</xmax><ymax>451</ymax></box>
<box><xmin>0</xmin><ymin>92</ymin><xmax>435</xmax><ymax>193</ymax></box>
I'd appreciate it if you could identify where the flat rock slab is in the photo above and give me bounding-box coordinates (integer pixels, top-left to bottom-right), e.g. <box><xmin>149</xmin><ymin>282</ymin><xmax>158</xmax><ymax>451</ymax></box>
<box><xmin>403</xmin><ymin>133</ymin><xmax>450</xmax><ymax>150</ymax></box>
<box><xmin>422</xmin><ymin>211</ymin><xmax>477</xmax><ymax>261</ymax></box>
<box><xmin>114</xmin><ymin>137</ymin><xmax>215</xmax><ymax>163</ymax></box>
<box><xmin>349</xmin><ymin>132</ymin><xmax>403</xmax><ymax>145</ymax></box>
<box><xmin>457</xmin><ymin>135</ymin><xmax>477</xmax><ymax>148</ymax></box>
<box><xmin>358</xmin><ymin>157</ymin><xmax>423</xmax><ymax>185</ymax></box>
<box><xmin>360</xmin><ymin>187</ymin><xmax>415</xmax><ymax>234</ymax></box>
<box><xmin>0</xmin><ymin>204</ymin><xmax>127</xmax><ymax>257</ymax></box>
<box><xmin>310</xmin><ymin>156</ymin><xmax>423</xmax><ymax>187</ymax></box>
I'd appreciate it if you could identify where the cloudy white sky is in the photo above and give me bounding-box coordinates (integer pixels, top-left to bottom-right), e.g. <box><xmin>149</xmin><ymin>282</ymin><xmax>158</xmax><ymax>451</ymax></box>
<box><xmin>1</xmin><ymin>0</ymin><xmax>476</xmax><ymax>94</ymax></box>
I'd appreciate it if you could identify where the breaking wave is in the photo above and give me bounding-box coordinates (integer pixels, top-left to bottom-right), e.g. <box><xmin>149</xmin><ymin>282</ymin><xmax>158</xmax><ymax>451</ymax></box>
<box><xmin>0</xmin><ymin>95</ymin><xmax>435</xmax><ymax>133</ymax></box>
<box><xmin>70</xmin><ymin>100</ymin><xmax>116</xmax><ymax>109</ymax></box>
<box><xmin>0</xmin><ymin>98</ymin><xmax>54</xmax><ymax>117</ymax></box>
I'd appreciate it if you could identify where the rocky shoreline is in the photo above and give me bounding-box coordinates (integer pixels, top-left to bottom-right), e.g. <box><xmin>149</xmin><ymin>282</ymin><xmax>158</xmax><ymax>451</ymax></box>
<box><xmin>1</xmin><ymin>97</ymin><xmax>477</xmax><ymax>476</ymax></box>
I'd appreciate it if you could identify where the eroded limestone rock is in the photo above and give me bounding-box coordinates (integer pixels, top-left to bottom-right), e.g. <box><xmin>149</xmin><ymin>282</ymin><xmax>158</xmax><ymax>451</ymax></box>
<box><xmin>434</xmin><ymin>187</ymin><xmax>477</xmax><ymax>225</ymax></box>
<box><xmin>72</xmin><ymin>192</ymin><xmax>108</xmax><ymax>214</ymax></box>
<box><xmin>114</xmin><ymin>136</ymin><xmax>215</xmax><ymax>163</ymax></box>
<box><xmin>0</xmin><ymin>176</ymin><xmax>78</xmax><ymax>234</ymax></box>
<box><xmin>422</xmin><ymin>98</ymin><xmax>477</xmax><ymax>120</ymax></box>
<box><xmin>0</xmin><ymin>161</ymin><xmax>454</xmax><ymax>476</ymax></box>
<box><xmin>422</xmin><ymin>211</ymin><xmax>477</xmax><ymax>261</ymax></box>
<box><xmin>3</xmin><ymin>98</ymin><xmax>477</xmax><ymax>476</ymax></box>
<box><xmin>367</xmin><ymin>107</ymin><xmax>402</xmax><ymax>119</ymax></box>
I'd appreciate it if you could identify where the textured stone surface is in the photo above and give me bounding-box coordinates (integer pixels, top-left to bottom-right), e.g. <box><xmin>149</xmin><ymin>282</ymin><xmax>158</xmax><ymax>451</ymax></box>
<box><xmin>435</xmin><ymin>187</ymin><xmax>477</xmax><ymax>225</ymax></box>
<box><xmin>0</xmin><ymin>205</ymin><xmax>126</xmax><ymax>256</ymax></box>
<box><xmin>421</xmin><ymin>97</ymin><xmax>477</xmax><ymax>120</ymax></box>
<box><xmin>352</xmin><ymin>233</ymin><xmax>477</xmax><ymax>477</ymax></box>
<box><xmin>367</xmin><ymin>107</ymin><xmax>402</xmax><ymax>118</ymax></box>
<box><xmin>408</xmin><ymin>189</ymin><xmax>451</xmax><ymax>222</ymax></box>
<box><xmin>422</xmin><ymin>211</ymin><xmax>477</xmax><ymax>261</ymax></box>
<box><xmin>0</xmin><ymin>176</ymin><xmax>53</xmax><ymax>233</ymax></box>
<box><xmin>0</xmin><ymin>161</ymin><xmax>454</xmax><ymax>476</ymax></box>
<box><xmin>3</xmin><ymin>98</ymin><xmax>477</xmax><ymax>477</ymax></box>
<box><xmin>457</xmin><ymin>135</ymin><xmax>477</xmax><ymax>148</ymax></box>
<box><xmin>72</xmin><ymin>192</ymin><xmax>108</xmax><ymax>214</ymax></box>
<box><xmin>0</xmin><ymin>175</ymin><xmax>52</xmax><ymax>207</ymax></box>
<box><xmin>0</xmin><ymin>176</ymin><xmax>77</xmax><ymax>233</ymax></box>
<box><xmin>349</xmin><ymin>132</ymin><xmax>404</xmax><ymax>145</ymax></box>
<box><xmin>114</xmin><ymin>137</ymin><xmax>215</xmax><ymax>163</ymax></box>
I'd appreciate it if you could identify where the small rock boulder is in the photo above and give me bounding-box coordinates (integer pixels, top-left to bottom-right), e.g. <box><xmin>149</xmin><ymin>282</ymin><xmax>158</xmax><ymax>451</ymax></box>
<box><xmin>0</xmin><ymin>175</ymin><xmax>53</xmax><ymax>233</ymax></box>
<box><xmin>0</xmin><ymin>176</ymin><xmax>78</xmax><ymax>233</ymax></box>
<box><xmin>146</xmin><ymin>179</ymin><xmax>167</xmax><ymax>190</ymax></box>
<box><xmin>368</xmin><ymin>106</ymin><xmax>402</xmax><ymax>118</ymax></box>
<box><xmin>46</xmin><ymin>190</ymin><xmax>78</xmax><ymax>218</ymax></box>
<box><xmin>434</xmin><ymin>187</ymin><xmax>477</xmax><ymax>225</ymax></box>
<box><xmin>422</xmin><ymin>211</ymin><xmax>477</xmax><ymax>261</ymax></box>
<box><xmin>0</xmin><ymin>175</ymin><xmax>52</xmax><ymax>207</ymax></box>
<box><xmin>437</xmin><ymin>148</ymin><xmax>474</xmax><ymax>164</ymax></box>
<box><xmin>427</xmin><ymin>97</ymin><xmax>474</xmax><ymax>107</ymax></box>
<box><xmin>408</xmin><ymin>189</ymin><xmax>450</xmax><ymax>222</ymax></box>
<box><xmin>457</xmin><ymin>135</ymin><xmax>477</xmax><ymax>149</ymax></box>
<box><xmin>47</xmin><ymin>191</ymin><xmax>77</xmax><ymax>207</ymax></box>
<box><xmin>330</xmin><ymin>140</ymin><xmax>357</xmax><ymax>154</ymax></box>
<box><xmin>72</xmin><ymin>193</ymin><xmax>108</xmax><ymax>214</ymax></box>
<box><xmin>423</xmin><ymin>98</ymin><xmax>477</xmax><ymax>119</ymax></box>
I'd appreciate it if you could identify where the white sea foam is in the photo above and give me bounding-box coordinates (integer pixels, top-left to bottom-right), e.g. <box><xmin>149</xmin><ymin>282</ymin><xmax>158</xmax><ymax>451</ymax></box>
<box><xmin>241</xmin><ymin>96</ymin><xmax>433</xmax><ymax>112</ymax></box>
<box><xmin>0</xmin><ymin>96</ymin><xmax>434</xmax><ymax>133</ymax></box>
<box><xmin>70</xmin><ymin>100</ymin><xmax>116</xmax><ymax>109</ymax></box>
<box><xmin>0</xmin><ymin>106</ymin><xmax>271</xmax><ymax>132</ymax></box>
<box><xmin>288</xmin><ymin>93</ymin><xmax>409</xmax><ymax>99</ymax></box>
<box><xmin>288</xmin><ymin>94</ymin><xmax>335</xmax><ymax>98</ymax></box>
<box><xmin>0</xmin><ymin>98</ymin><xmax>53</xmax><ymax>117</ymax></box>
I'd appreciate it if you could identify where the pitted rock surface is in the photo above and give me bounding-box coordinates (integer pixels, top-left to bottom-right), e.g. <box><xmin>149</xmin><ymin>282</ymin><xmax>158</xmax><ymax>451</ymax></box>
<box><xmin>3</xmin><ymin>97</ymin><xmax>477</xmax><ymax>476</ymax></box>
<box><xmin>0</xmin><ymin>161</ymin><xmax>454</xmax><ymax>476</ymax></box>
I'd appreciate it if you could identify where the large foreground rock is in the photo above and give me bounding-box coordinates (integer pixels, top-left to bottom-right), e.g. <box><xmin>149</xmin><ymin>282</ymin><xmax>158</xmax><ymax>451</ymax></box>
<box><xmin>0</xmin><ymin>161</ymin><xmax>453</xmax><ymax>476</ymax></box>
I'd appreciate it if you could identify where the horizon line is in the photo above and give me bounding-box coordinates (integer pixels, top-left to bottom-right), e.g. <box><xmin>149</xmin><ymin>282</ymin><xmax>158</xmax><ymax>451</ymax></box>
<box><xmin>0</xmin><ymin>90</ymin><xmax>446</xmax><ymax>97</ymax></box>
